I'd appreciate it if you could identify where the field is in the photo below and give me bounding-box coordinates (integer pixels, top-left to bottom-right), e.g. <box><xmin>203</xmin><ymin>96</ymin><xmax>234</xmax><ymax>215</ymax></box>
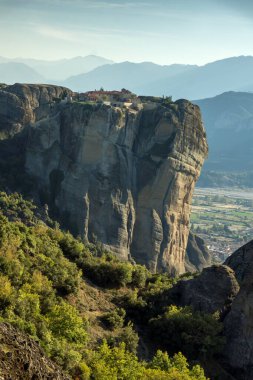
<box><xmin>190</xmin><ymin>187</ymin><xmax>253</xmax><ymax>262</ymax></box>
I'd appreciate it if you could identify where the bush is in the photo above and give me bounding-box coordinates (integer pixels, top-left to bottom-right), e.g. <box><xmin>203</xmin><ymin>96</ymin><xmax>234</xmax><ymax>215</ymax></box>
<box><xmin>149</xmin><ymin>305</ymin><xmax>225</xmax><ymax>359</ymax></box>
<box><xmin>82</xmin><ymin>261</ymin><xmax>133</xmax><ymax>288</ymax></box>
<box><xmin>87</xmin><ymin>341</ymin><xmax>208</xmax><ymax>380</ymax></box>
<box><xmin>48</xmin><ymin>302</ymin><xmax>87</xmax><ymax>343</ymax></box>
<box><xmin>0</xmin><ymin>274</ymin><xmax>13</xmax><ymax>306</ymax></box>
<box><xmin>0</xmin><ymin>192</ymin><xmax>209</xmax><ymax>379</ymax></box>
<box><xmin>109</xmin><ymin>322</ymin><xmax>139</xmax><ymax>354</ymax></box>
<box><xmin>102</xmin><ymin>308</ymin><xmax>126</xmax><ymax>330</ymax></box>
<box><xmin>57</xmin><ymin>231</ymin><xmax>86</xmax><ymax>260</ymax></box>
<box><xmin>118</xmin><ymin>289</ymin><xmax>147</xmax><ymax>320</ymax></box>
<box><xmin>131</xmin><ymin>265</ymin><xmax>148</xmax><ymax>288</ymax></box>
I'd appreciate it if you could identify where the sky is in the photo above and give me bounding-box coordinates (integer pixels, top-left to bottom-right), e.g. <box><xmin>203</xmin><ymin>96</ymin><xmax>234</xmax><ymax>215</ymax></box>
<box><xmin>1</xmin><ymin>0</ymin><xmax>253</xmax><ymax>65</ymax></box>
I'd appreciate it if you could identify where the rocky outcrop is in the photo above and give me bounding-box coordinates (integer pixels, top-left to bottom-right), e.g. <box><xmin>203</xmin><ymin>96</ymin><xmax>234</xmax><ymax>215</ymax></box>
<box><xmin>224</xmin><ymin>239</ymin><xmax>253</xmax><ymax>284</ymax></box>
<box><xmin>168</xmin><ymin>265</ymin><xmax>239</xmax><ymax>314</ymax></box>
<box><xmin>222</xmin><ymin>240</ymin><xmax>253</xmax><ymax>379</ymax></box>
<box><xmin>0</xmin><ymin>83</ymin><xmax>72</xmax><ymax>138</ymax></box>
<box><xmin>185</xmin><ymin>231</ymin><xmax>212</xmax><ymax>272</ymax></box>
<box><xmin>0</xmin><ymin>322</ymin><xmax>70</xmax><ymax>379</ymax></box>
<box><xmin>0</xmin><ymin>84</ymin><xmax>208</xmax><ymax>275</ymax></box>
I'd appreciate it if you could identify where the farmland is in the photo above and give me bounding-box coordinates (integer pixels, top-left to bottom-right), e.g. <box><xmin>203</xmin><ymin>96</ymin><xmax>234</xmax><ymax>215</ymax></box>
<box><xmin>190</xmin><ymin>187</ymin><xmax>253</xmax><ymax>262</ymax></box>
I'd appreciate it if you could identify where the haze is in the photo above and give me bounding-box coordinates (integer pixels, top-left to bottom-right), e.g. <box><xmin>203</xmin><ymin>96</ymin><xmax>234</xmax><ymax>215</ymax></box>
<box><xmin>1</xmin><ymin>0</ymin><xmax>253</xmax><ymax>65</ymax></box>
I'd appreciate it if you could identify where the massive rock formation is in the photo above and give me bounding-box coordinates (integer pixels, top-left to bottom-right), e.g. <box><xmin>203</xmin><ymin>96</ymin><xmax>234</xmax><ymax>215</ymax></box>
<box><xmin>0</xmin><ymin>83</ymin><xmax>72</xmax><ymax>138</ymax></box>
<box><xmin>162</xmin><ymin>264</ymin><xmax>239</xmax><ymax>315</ymax></box>
<box><xmin>0</xmin><ymin>83</ymin><xmax>208</xmax><ymax>275</ymax></box>
<box><xmin>222</xmin><ymin>240</ymin><xmax>253</xmax><ymax>379</ymax></box>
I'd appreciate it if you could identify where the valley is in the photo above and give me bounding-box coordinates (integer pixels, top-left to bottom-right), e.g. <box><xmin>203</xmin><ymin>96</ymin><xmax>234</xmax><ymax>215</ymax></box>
<box><xmin>191</xmin><ymin>187</ymin><xmax>253</xmax><ymax>262</ymax></box>
<box><xmin>2</xmin><ymin>0</ymin><xmax>253</xmax><ymax>378</ymax></box>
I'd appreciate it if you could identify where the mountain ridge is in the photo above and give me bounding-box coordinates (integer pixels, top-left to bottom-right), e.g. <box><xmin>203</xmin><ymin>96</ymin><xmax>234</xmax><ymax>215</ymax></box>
<box><xmin>2</xmin><ymin>55</ymin><xmax>253</xmax><ymax>100</ymax></box>
<box><xmin>194</xmin><ymin>91</ymin><xmax>253</xmax><ymax>186</ymax></box>
<box><xmin>62</xmin><ymin>55</ymin><xmax>253</xmax><ymax>99</ymax></box>
<box><xmin>0</xmin><ymin>62</ymin><xmax>44</xmax><ymax>84</ymax></box>
<box><xmin>0</xmin><ymin>55</ymin><xmax>114</xmax><ymax>81</ymax></box>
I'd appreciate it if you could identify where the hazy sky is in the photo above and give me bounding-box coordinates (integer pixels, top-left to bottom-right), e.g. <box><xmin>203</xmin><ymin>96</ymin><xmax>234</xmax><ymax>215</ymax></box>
<box><xmin>1</xmin><ymin>0</ymin><xmax>253</xmax><ymax>64</ymax></box>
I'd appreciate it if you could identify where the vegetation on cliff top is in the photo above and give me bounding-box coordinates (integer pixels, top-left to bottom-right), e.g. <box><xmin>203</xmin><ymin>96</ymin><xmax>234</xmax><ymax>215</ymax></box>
<box><xmin>0</xmin><ymin>191</ymin><xmax>223</xmax><ymax>379</ymax></box>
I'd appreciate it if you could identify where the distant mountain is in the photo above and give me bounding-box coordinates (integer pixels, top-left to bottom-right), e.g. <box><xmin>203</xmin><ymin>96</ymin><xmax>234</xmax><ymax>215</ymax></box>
<box><xmin>194</xmin><ymin>91</ymin><xmax>253</xmax><ymax>186</ymax></box>
<box><xmin>63</xmin><ymin>56</ymin><xmax>253</xmax><ymax>100</ymax></box>
<box><xmin>142</xmin><ymin>56</ymin><xmax>253</xmax><ymax>99</ymax></box>
<box><xmin>2</xmin><ymin>55</ymin><xmax>253</xmax><ymax>99</ymax></box>
<box><xmin>63</xmin><ymin>61</ymin><xmax>196</xmax><ymax>92</ymax></box>
<box><xmin>0</xmin><ymin>62</ymin><xmax>44</xmax><ymax>84</ymax></box>
<box><xmin>0</xmin><ymin>55</ymin><xmax>114</xmax><ymax>81</ymax></box>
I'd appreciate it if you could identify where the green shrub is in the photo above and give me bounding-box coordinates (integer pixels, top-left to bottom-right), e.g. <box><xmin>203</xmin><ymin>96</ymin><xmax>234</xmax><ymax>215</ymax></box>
<box><xmin>0</xmin><ymin>274</ymin><xmax>13</xmax><ymax>306</ymax></box>
<box><xmin>82</xmin><ymin>261</ymin><xmax>133</xmax><ymax>288</ymax></box>
<box><xmin>118</xmin><ymin>289</ymin><xmax>147</xmax><ymax>320</ymax></box>
<box><xmin>109</xmin><ymin>322</ymin><xmax>139</xmax><ymax>354</ymax></box>
<box><xmin>48</xmin><ymin>302</ymin><xmax>87</xmax><ymax>343</ymax></box>
<box><xmin>102</xmin><ymin>308</ymin><xmax>126</xmax><ymax>329</ymax></box>
<box><xmin>0</xmin><ymin>192</ymin><xmax>209</xmax><ymax>379</ymax></box>
<box><xmin>149</xmin><ymin>305</ymin><xmax>225</xmax><ymax>359</ymax></box>
<box><xmin>87</xmin><ymin>341</ymin><xmax>208</xmax><ymax>380</ymax></box>
<box><xmin>57</xmin><ymin>231</ymin><xmax>87</xmax><ymax>260</ymax></box>
<box><xmin>131</xmin><ymin>265</ymin><xmax>148</xmax><ymax>288</ymax></box>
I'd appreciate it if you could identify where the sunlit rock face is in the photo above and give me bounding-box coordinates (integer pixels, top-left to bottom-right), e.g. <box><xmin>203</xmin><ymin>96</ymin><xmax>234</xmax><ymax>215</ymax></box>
<box><xmin>0</xmin><ymin>84</ymin><xmax>208</xmax><ymax>275</ymax></box>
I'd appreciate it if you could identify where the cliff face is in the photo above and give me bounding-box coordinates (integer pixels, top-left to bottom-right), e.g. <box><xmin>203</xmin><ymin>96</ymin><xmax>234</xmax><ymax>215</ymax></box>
<box><xmin>222</xmin><ymin>240</ymin><xmax>253</xmax><ymax>379</ymax></box>
<box><xmin>0</xmin><ymin>84</ymin><xmax>207</xmax><ymax>275</ymax></box>
<box><xmin>0</xmin><ymin>83</ymin><xmax>72</xmax><ymax>137</ymax></box>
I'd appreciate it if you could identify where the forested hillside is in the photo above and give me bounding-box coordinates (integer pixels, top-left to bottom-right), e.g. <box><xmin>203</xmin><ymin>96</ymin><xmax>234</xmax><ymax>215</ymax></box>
<box><xmin>0</xmin><ymin>191</ymin><xmax>218</xmax><ymax>379</ymax></box>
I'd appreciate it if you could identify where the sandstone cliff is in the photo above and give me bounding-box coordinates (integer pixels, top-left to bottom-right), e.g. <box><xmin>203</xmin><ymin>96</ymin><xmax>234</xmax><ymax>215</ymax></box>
<box><xmin>0</xmin><ymin>84</ymin><xmax>208</xmax><ymax>275</ymax></box>
<box><xmin>0</xmin><ymin>83</ymin><xmax>72</xmax><ymax>138</ymax></box>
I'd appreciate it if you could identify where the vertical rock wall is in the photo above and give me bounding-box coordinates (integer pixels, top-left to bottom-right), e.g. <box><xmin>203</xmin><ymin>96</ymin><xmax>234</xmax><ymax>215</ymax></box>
<box><xmin>0</xmin><ymin>84</ymin><xmax>208</xmax><ymax>275</ymax></box>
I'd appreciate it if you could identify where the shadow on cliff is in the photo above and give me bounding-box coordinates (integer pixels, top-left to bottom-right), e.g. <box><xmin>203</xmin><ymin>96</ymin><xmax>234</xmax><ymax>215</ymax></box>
<box><xmin>0</xmin><ymin>130</ymin><xmax>35</xmax><ymax>194</ymax></box>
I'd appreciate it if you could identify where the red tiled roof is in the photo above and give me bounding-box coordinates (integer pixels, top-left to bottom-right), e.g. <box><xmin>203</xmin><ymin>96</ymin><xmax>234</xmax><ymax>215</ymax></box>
<box><xmin>85</xmin><ymin>91</ymin><xmax>121</xmax><ymax>96</ymax></box>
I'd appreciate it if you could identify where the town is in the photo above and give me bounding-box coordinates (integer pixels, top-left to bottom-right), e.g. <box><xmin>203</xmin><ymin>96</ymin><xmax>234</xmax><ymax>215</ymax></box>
<box><xmin>191</xmin><ymin>187</ymin><xmax>253</xmax><ymax>262</ymax></box>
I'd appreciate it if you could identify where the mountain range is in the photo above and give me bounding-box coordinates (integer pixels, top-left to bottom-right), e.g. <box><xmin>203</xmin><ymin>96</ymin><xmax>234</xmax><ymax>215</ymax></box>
<box><xmin>1</xmin><ymin>55</ymin><xmax>253</xmax><ymax>100</ymax></box>
<box><xmin>0</xmin><ymin>62</ymin><xmax>44</xmax><ymax>84</ymax></box>
<box><xmin>63</xmin><ymin>61</ymin><xmax>196</xmax><ymax>93</ymax></box>
<box><xmin>63</xmin><ymin>56</ymin><xmax>253</xmax><ymax>99</ymax></box>
<box><xmin>195</xmin><ymin>91</ymin><xmax>253</xmax><ymax>171</ymax></box>
<box><xmin>0</xmin><ymin>55</ymin><xmax>113</xmax><ymax>82</ymax></box>
<box><xmin>194</xmin><ymin>91</ymin><xmax>253</xmax><ymax>187</ymax></box>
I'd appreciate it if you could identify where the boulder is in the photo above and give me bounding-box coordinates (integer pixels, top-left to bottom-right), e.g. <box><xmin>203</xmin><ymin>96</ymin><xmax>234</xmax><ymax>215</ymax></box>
<box><xmin>224</xmin><ymin>239</ymin><xmax>253</xmax><ymax>284</ymax></box>
<box><xmin>171</xmin><ymin>265</ymin><xmax>239</xmax><ymax>314</ymax></box>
